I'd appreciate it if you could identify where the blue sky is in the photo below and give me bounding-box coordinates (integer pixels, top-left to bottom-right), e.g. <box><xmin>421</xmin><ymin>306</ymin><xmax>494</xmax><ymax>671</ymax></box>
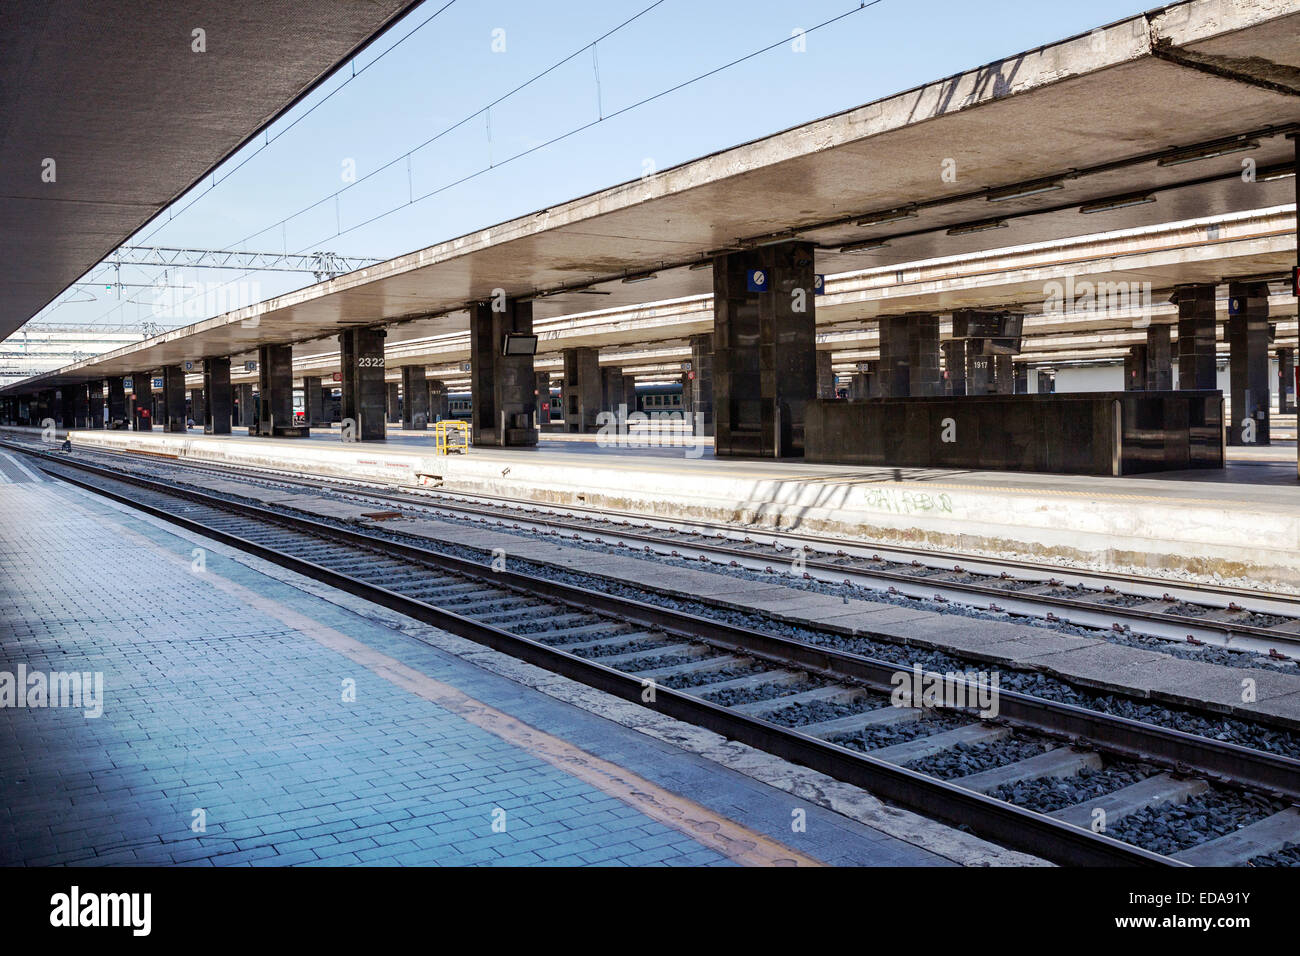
<box><xmin>50</xmin><ymin>0</ymin><xmax>1155</xmax><ymax>330</ymax></box>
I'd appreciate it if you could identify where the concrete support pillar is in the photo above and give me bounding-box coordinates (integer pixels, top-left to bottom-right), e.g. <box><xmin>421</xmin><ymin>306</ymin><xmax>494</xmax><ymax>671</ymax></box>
<box><xmin>816</xmin><ymin>351</ymin><xmax>835</xmax><ymax>399</ymax></box>
<box><xmin>106</xmin><ymin>377</ymin><xmax>126</xmax><ymax>427</ymax></box>
<box><xmin>427</xmin><ymin>379</ymin><xmax>448</xmax><ymax>423</ymax></box>
<box><xmin>59</xmin><ymin>388</ymin><xmax>78</xmax><ymax>428</ymax></box>
<box><xmin>234</xmin><ymin>383</ymin><xmax>255</xmax><ymax>428</ymax></box>
<box><xmin>189</xmin><ymin>388</ymin><xmax>205</xmax><ymax>428</ymax></box>
<box><xmin>941</xmin><ymin>340</ymin><xmax>966</xmax><ymax>396</ymax></box>
<box><xmin>1146</xmin><ymin>324</ymin><xmax>1173</xmax><ymax>390</ymax></box>
<box><xmin>966</xmin><ymin>352</ymin><xmax>995</xmax><ymax>395</ymax></box>
<box><xmin>470</xmin><ymin>298</ymin><xmax>538</xmax><ymax>446</ymax></box>
<box><xmin>159</xmin><ymin>365</ymin><xmax>186</xmax><ymax>433</ymax></box>
<box><xmin>339</xmin><ymin>328</ymin><xmax>387</xmax><ymax>441</ymax></box>
<box><xmin>256</xmin><ymin>344</ymin><xmax>307</xmax><ymax>437</ymax></box>
<box><xmin>302</xmin><ymin>376</ymin><xmax>326</xmax><ymax>427</ymax></box>
<box><xmin>688</xmin><ymin>333</ymin><xmax>714</xmax><ymax>436</ymax></box>
<box><xmin>401</xmin><ymin>366</ymin><xmax>429</xmax><ymax>429</ymax></box>
<box><xmin>385</xmin><ymin>382</ymin><xmax>400</xmax><ymax>425</ymax></box>
<box><xmin>600</xmin><ymin>365</ymin><xmax>625</xmax><ymax>415</ymax></box>
<box><xmin>991</xmin><ymin>353</ymin><xmax>1014</xmax><ymax>395</ymax></box>
<box><xmin>878</xmin><ymin>315</ymin><xmax>941</xmax><ymax>398</ymax></box>
<box><xmin>1173</xmin><ymin>283</ymin><xmax>1218</xmax><ymax>390</ymax></box>
<box><xmin>1226</xmin><ymin>281</ymin><xmax>1271</xmax><ymax>445</ymax></box>
<box><xmin>1278</xmin><ymin>348</ymin><xmax>1296</xmax><ymax>414</ymax></box>
<box><xmin>533</xmin><ymin>372</ymin><xmax>552</xmax><ymax>425</ymax></box>
<box><xmin>131</xmin><ymin>373</ymin><xmax>153</xmax><ymax>430</ymax></box>
<box><xmin>204</xmin><ymin>358</ymin><xmax>232</xmax><ymax>435</ymax></box>
<box><xmin>713</xmin><ymin>241</ymin><xmax>818</xmax><ymax>457</ymax></box>
<box><xmin>1128</xmin><ymin>327</ymin><xmax>1174</xmax><ymax>392</ymax></box>
<box><xmin>1125</xmin><ymin>346</ymin><xmax>1147</xmax><ymax>390</ymax></box>
<box><xmin>561</xmin><ymin>347</ymin><xmax>601</xmax><ymax>433</ymax></box>
<box><xmin>72</xmin><ymin>384</ymin><xmax>90</xmax><ymax>428</ymax></box>
<box><xmin>83</xmin><ymin>383</ymin><xmax>102</xmax><ymax>428</ymax></box>
<box><xmin>1292</xmin><ymin>132</ymin><xmax>1299</xmax><ymax>481</ymax></box>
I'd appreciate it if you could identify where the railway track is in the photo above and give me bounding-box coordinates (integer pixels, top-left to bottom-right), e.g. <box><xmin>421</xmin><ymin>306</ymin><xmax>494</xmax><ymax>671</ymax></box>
<box><xmin>14</xmin><ymin>441</ymin><xmax>1300</xmax><ymax>867</ymax></box>
<box><xmin>15</xmin><ymin>436</ymin><xmax>1300</xmax><ymax>658</ymax></box>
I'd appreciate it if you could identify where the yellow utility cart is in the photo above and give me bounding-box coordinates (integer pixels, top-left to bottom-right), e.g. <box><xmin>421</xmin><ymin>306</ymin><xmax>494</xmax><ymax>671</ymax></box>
<box><xmin>433</xmin><ymin>419</ymin><xmax>471</xmax><ymax>455</ymax></box>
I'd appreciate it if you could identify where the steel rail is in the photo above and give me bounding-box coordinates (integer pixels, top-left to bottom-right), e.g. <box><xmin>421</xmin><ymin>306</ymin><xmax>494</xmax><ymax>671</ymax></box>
<box><xmin>35</xmin><ymin>437</ymin><xmax>1300</xmax><ymax>630</ymax></box>
<box><xmin>20</xmin><ymin>443</ymin><xmax>1300</xmax><ymax>793</ymax></box>
<box><xmin>24</xmin><ymin>447</ymin><xmax>1189</xmax><ymax>866</ymax></box>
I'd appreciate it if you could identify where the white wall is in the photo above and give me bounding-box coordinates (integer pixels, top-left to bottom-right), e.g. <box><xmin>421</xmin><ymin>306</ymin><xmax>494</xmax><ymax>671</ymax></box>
<box><xmin>1035</xmin><ymin>357</ymin><xmax>1294</xmax><ymax>411</ymax></box>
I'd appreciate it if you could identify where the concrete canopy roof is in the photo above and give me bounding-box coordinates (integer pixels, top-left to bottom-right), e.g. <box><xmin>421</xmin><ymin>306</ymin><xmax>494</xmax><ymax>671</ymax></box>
<box><xmin>274</xmin><ymin>207</ymin><xmax>1298</xmax><ymax>382</ymax></box>
<box><xmin>0</xmin><ymin>0</ymin><xmax>422</xmax><ymax>343</ymax></box>
<box><xmin>6</xmin><ymin>0</ymin><xmax>1300</xmax><ymax>395</ymax></box>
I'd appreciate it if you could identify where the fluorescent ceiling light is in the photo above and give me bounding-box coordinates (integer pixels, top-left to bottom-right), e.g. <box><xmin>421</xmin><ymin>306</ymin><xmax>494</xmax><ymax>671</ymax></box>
<box><xmin>1255</xmin><ymin>163</ymin><xmax>1296</xmax><ymax>183</ymax></box>
<box><xmin>946</xmin><ymin>219</ymin><xmax>1008</xmax><ymax>237</ymax></box>
<box><xmin>1079</xmin><ymin>193</ymin><xmax>1156</xmax><ymax>214</ymax></box>
<box><xmin>855</xmin><ymin>209</ymin><xmax>917</xmax><ymax>227</ymax></box>
<box><xmin>1157</xmin><ymin>140</ymin><xmax>1259</xmax><ymax>166</ymax></box>
<box><xmin>986</xmin><ymin>182</ymin><xmax>1064</xmax><ymax>202</ymax></box>
<box><xmin>621</xmin><ymin>273</ymin><xmax>658</xmax><ymax>284</ymax></box>
<box><xmin>838</xmin><ymin>239</ymin><xmax>890</xmax><ymax>253</ymax></box>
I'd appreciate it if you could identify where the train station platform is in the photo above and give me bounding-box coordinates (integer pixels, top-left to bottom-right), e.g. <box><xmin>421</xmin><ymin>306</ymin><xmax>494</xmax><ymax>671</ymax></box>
<box><xmin>15</xmin><ymin>425</ymin><xmax>1299</xmax><ymax>590</ymax></box>
<box><xmin>0</xmin><ymin>453</ymin><xmax>1022</xmax><ymax>867</ymax></box>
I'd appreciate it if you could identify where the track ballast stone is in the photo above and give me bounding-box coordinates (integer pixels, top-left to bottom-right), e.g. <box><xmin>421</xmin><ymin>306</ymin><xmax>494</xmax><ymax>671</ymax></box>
<box><xmin>1106</xmin><ymin>789</ymin><xmax>1291</xmax><ymax>857</ymax></box>
<box><xmin>988</xmin><ymin>762</ymin><xmax>1152</xmax><ymax>814</ymax></box>
<box><xmin>904</xmin><ymin>734</ymin><xmax>1051</xmax><ymax>780</ymax></box>
<box><xmin>830</xmin><ymin>711</ymin><xmax>970</xmax><ymax>753</ymax></box>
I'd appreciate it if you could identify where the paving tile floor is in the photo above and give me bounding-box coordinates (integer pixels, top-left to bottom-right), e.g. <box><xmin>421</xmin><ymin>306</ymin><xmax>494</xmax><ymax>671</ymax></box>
<box><xmin>0</xmin><ymin>476</ymin><xmax>948</xmax><ymax>867</ymax></box>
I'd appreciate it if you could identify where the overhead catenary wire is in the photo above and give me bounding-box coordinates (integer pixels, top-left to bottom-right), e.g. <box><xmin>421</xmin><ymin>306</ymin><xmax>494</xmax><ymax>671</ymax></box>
<box><xmin>116</xmin><ymin>0</ymin><xmax>463</xmax><ymax>255</ymax></box>
<box><xmin>78</xmin><ymin>1</ymin><xmax>885</xmax><ymax>333</ymax></box>
<box><xmin>71</xmin><ymin>0</ymin><xmax>672</xmax><ymax>329</ymax></box>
